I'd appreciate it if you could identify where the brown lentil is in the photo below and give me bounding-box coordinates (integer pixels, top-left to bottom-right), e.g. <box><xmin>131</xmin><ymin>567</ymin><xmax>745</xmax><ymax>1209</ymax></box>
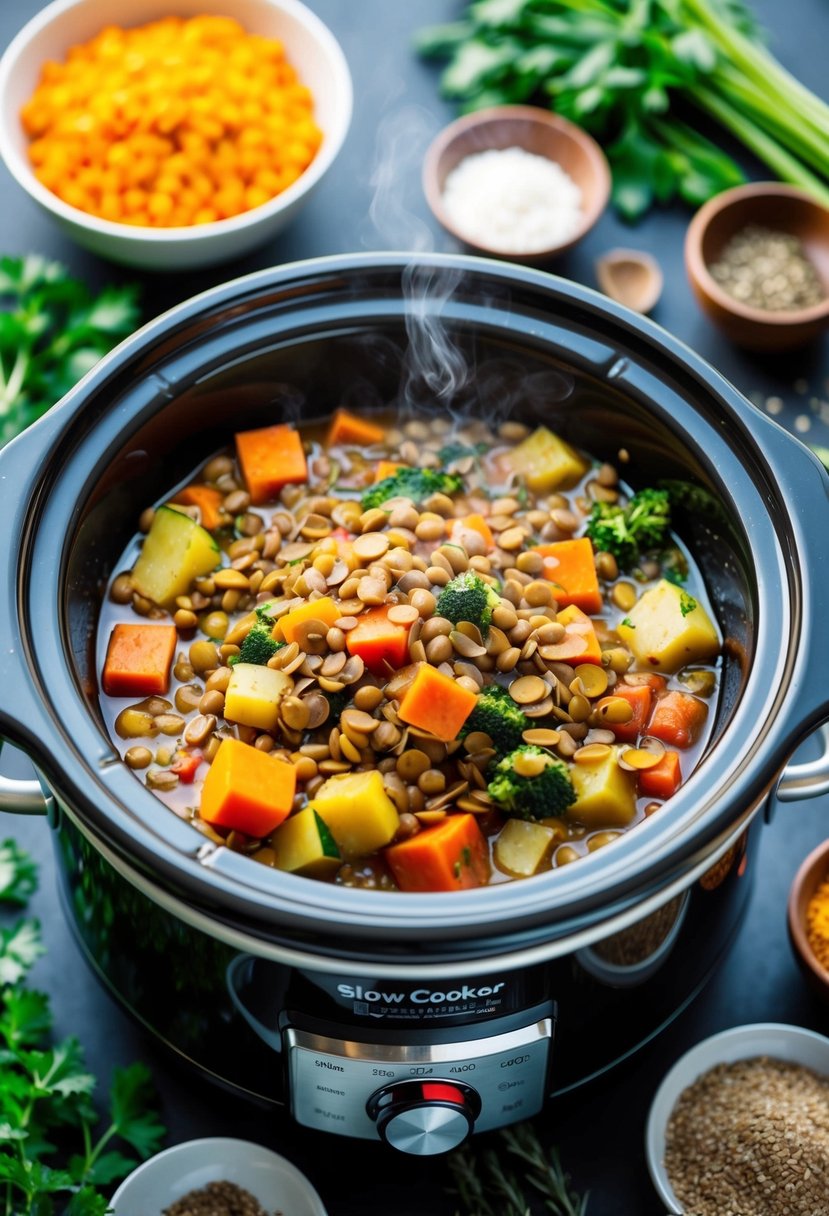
<box><xmin>163</xmin><ymin>1179</ymin><xmax>271</xmax><ymax>1216</ymax></box>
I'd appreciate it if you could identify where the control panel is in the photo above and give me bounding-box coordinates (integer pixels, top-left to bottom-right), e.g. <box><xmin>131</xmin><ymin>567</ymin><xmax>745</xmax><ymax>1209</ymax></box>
<box><xmin>283</xmin><ymin>1007</ymin><xmax>553</xmax><ymax>1151</ymax></box>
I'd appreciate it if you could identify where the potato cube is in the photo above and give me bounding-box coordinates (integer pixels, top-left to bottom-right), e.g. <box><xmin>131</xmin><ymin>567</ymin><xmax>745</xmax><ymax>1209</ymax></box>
<box><xmin>224</xmin><ymin>663</ymin><xmax>293</xmax><ymax>731</ymax></box>
<box><xmin>617</xmin><ymin>579</ymin><xmax>720</xmax><ymax>674</ymax></box>
<box><xmin>494</xmin><ymin>819</ymin><xmax>558</xmax><ymax>877</ymax></box>
<box><xmin>506</xmin><ymin>426</ymin><xmax>588</xmax><ymax>493</ymax></box>
<box><xmin>569</xmin><ymin>746</ymin><xmax>637</xmax><ymax>829</ymax></box>
<box><xmin>272</xmin><ymin>807</ymin><xmax>341</xmax><ymax>879</ymax></box>
<box><xmin>309</xmin><ymin>770</ymin><xmax>400</xmax><ymax>857</ymax></box>
<box><xmin>131</xmin><ymin>505</ymin><xmax>219</xmax><ymax>607</ymax></box>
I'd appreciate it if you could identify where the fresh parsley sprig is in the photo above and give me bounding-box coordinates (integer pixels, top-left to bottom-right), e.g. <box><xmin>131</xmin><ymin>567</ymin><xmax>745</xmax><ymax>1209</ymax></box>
<box><xmin>0</xmin><ymin>255</ymin><xmax>140</xmax><ymax>447</ymax></box>
<box><xmin>416</xmin><ymin>0</ymin><xmax>829</xmax><ymax>221</ymax></box>
<box><xmin>0</xmin><ymin>840</ymin><xmax>165</xmax><ymax>1216</ymax></box>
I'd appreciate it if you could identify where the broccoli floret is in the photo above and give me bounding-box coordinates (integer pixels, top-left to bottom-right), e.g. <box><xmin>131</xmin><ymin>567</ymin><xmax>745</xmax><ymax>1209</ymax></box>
<box><xmin>229</xmin><ymin>622</ymin><xmax>284</xmax><ymax>667</ymax></box>
<box><xmin>360</xmin><ymin>467</ymin><xmax>464</xmax><ymax>511</ymax></box>
<box><xmin>585</xmin><ymin>487</ymin><xmax>671</xmax><ymax>569</ymax></box>
<box><xmin>460</xmin><ymin>685</ymin><xmax>529</xmax><ymax>756</ymax></box>
<box><xmin>436</xmin><ymin>570</ymin><xmax>501</xmax><ymax>637</ymax></box>
<box><xmin>487</xmin><ymin>745</ymin><xmax>576</xmax><ymax>820</ymax></box>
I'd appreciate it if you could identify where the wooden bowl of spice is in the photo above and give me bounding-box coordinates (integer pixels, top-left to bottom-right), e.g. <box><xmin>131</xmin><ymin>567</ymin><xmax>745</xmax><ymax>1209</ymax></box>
<box><xmin>645</xmin><ymin>1023</ymin><xmax>829</xmax><ymax>1215</ymax></box>
<box><xmin>684</xmin><ymin>182</ymin><xmax>829</xmax><ymax>351</ymax></box>
<box><xmin>422</xmin><ymin>105</ymin><xmax>611</xmax><ymax>264</ymax></box>
<box><xmin>788</xmin><ymin>837</ymin><xmax>829</xmax><ymax>1004</ymax></box>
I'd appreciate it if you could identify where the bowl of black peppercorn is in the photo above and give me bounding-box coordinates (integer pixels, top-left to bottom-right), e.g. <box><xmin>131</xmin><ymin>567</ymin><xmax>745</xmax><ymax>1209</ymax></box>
<box><xmin>685</xmin><ymin>182</ymin><xmax>829</xmax><ymax>351</ymax></box>
<box><xmin>109</xmin><ymin>1137</ymin><xmax>328</xmax><ymax>1216</ymax></box>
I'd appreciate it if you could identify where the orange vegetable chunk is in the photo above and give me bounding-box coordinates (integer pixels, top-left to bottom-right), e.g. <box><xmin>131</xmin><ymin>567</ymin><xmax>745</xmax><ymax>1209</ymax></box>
<box><xmin>385</xmin><ymin>813</ymin><xmax>490</xmax><ymax>892</ymax></box>
<box><xmin>235</xmin><ymin>423</ymin><xmax>307</xmax><ymax>506</ymax></box>
<box><xmin>326</xmin><ymin>408</ymin><xmax>386</xmax><ymax>447</ymax></box>
<box><xmin>451</xmin><ymin>513</ymin><xmax>495</xmax><ymax>551</ymax></box>
<box><xmin>397</xmin><ymin>663</ymin><xmax>478</xmax><ymax>741</ymax></box>
<box><xmin>540</xmin><ymin>604</ymin><xmax>602</xmax><ymax>665</ymax></box>
<box><xmin>648</xmin><ymin>691</ymin><xmax>708</xmax><ymax>749</ymax></box>
<box><xmin>534</xmin><ymin>537</ymin><xmax>601</xmax><ymax>614</ymax></box>
<box><xmin>346</xmin><ymin>606</ymin><xmax>413</xmax><ymax>675</ymax></box>
<box><xmin>200</xmin><ymin>737</ymin><xmax>296</xmax><ymax>837</ymax></box>
<box><xmin>277</xmin><ymin>596</ymin><xmax>341</xmax><ymax>645</ymax></box>
<box><xmin>171</xmin><ymin>485</ymin><xmax>224</xmax><ymax>530</ymax></box>
<box><xmin>102</xmin><ymin>623</ymin><xmax>177</xmax><ymax>697</ymax></box>
<box><xmin>609</xmin><ymin>682</ymin><xmax>654</xmax><ymax>744</ymax></box>
<box><xmin>374</xmin><ymin>460</ymin><xmax>406</xmax><ymax>482</ymax></box>
<box><xmin>638</xmin><ymin>750</ymin><xmax>682</xmax><ymax>800</ymax></box>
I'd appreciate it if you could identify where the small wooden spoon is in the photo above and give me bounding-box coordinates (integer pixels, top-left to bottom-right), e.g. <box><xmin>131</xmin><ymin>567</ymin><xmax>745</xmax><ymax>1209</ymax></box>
<box><xmin>595</xmin><ymin>248</ymin><xmax>663</xmax><ymax>313</ymax></box>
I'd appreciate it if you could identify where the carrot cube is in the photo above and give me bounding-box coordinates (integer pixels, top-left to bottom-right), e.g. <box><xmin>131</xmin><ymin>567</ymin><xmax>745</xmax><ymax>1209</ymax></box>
<box><xmin>326</xmin><ymin>408</ymin><xmax>386</xmax><ymax>447</ymax></box>
<box><xmin>534</xmin><ymin>537</ymin><xmax>602</xmax><ymax>615</ymax></box>
<box><xmin>171</xmin><ymin>484</ymin><xmax>224</xmax><ymax>530</ymax></box>
<box><xmin>451</xmin><ymin>513</ymin><xmax>495</xmax><ymax>551</ymax></box>
<box><xmin>638</xmin><ymin>750</ymin><xmax>682</xmax><ymax>800</ymax></box>
<box><xmin>537</xmin><ymin>603</ymin><xmax>602</xmax><ymax>665</ymax></box>
<box><xmin>397</xmin><ymin>663</ymin><xmax>478</xmax><ymax>741</ymax></box>
<box><xmin>609</xmin><ymin>682</ymin><xmax>654</xmax><ymax>744</ymax></box>
<box><xmin>102</xmin><ymin>623</ymin><xmax>177</xmax><ymax>697</ymax></box>
<box><xmin>200</xmin><ymin>737</ymin><xmax>296</xmax><ymax>837</ymax></box>
<box><xmin>374</xmin><ymin>460</ymin><xmax>406</xmax><ymax>482</ymax></box>
<box><xmin>235</xmin><ymin>424</ymin><xmax>307</xmax><ymax>506</ymax></box>
<box><xmin>385</xmin><ymin>813</ymin><xmax>490</xmax><ymax>892</ymax></box>
<box><xmin>346</xmin><ymin>606</ymin><xmax>413</xmax><ymax>675</ymax></box>
<box><xmin>648</xmin><ymin>691</ymin><xmax>708</xmax><ymax>749</ymax></box>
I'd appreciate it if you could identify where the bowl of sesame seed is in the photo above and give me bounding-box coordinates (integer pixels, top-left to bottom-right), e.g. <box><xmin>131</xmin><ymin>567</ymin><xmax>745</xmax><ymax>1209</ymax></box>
<box><xmin>645</xmin><ymin>1022</ymin><xmax>829</xmax><ymax>1215</ymax></box>
<box><xmin>684</xmin><ymin>182</ymin><xmax>829</xmax><ymax>352</ymax></box>
<box><xmin>109</xmin><ymin>1137</ymin><xmax>328</xmax><ymax>1216</ymax></box>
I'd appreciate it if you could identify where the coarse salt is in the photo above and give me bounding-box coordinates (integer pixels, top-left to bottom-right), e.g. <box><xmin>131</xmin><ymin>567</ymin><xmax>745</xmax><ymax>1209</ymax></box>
<box><xmin>441</xmin><ymin>146</ymin><xmax>583</xmax><ymax>253</ymax></box>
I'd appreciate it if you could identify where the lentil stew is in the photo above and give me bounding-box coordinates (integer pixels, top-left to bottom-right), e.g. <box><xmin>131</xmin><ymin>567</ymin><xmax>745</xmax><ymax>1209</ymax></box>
<box><xmin>97</xmin><ymin>409</ymin><xmax>721</xmax><ymax>892</ymax></box>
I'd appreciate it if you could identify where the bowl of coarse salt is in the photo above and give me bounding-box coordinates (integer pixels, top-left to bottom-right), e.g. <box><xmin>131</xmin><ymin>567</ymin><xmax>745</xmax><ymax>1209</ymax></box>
<box><xmin>422</xmin><ymin>104</ymin><xmax>611</xmax><ymax>264</ymax></box>
<box><xmin>645</xmin><ymin>1022</ymin><xmax>829</xmax><ymax>1216</ymax></box>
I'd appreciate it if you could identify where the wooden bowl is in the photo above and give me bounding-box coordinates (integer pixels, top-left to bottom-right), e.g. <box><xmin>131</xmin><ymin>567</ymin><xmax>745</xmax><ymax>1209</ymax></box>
<box><xmin>422</xmin><ymin>105</ymin><xmax>611</xmax><ymax>264</ymax></box>
<box><xmin>787</xmin><ymin>837</ymin><xmax>829</xmax><ymax>1005</ymax></box>
<box><xmin>684</xmin><ymin>183</ymin><xmax>829</xmax><ymax>352</ymax></box>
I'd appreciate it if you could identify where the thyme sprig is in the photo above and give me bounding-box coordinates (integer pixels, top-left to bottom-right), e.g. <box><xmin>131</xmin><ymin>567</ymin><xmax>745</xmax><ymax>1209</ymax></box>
<box><xmin>447</xmin><ymin>1123</ymin><xmax>588</xmax><ymax>1216</ymax></box>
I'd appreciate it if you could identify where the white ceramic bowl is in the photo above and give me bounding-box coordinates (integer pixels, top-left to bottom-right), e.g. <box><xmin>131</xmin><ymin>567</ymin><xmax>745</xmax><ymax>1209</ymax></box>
<box><xmin>110</xmin><ymin>1137</ymin><xmax>328</xmax><ymax>1216</ymax></box>
<box><xmin>645</xmin><ymin>1022</ymin><xmax>829</xmax><ymax>1214</ymax></box>
<box><xmin>0</xmin><ymin>0</ymin><xmax>352</xmax><ymax>270</ymax></box>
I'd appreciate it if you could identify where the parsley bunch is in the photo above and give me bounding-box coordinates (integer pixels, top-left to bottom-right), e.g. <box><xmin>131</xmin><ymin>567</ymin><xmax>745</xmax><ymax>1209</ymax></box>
<box><xmin>416</xmin><ymin>0</ymin><xmax>829</xmax><ymax>221</ymax></box>
<box><xmin>0</xmin><ymin>256</ymin><xmax>140</xmax><ymax>448</ymax></box>
<box><xmin>0</xmin><ymin>839</ymin><xmax>165</xmax><ymax>1216</ymax></box>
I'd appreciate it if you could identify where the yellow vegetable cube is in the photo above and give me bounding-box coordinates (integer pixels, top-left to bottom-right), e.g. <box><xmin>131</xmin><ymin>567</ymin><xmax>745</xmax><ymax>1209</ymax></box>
<box><xmin>506</xmin><ymin>426</ymin><xmax>588</xmax><ymax>493</ymax></box>
<box><xmin>308</xmin><ymin>770</ymin><xmax>400</xmax><ymax>857</ymax></box>
<box><xmin>224</xmin><ymin>663</ymin><xmax>292</xmax><ymax>731</ymax></box>
<box><xmin>569</xmin><ymin>746</ymin><xmax>637</xmax><ymax>829</ymax></box>
<box><xmin>617</xmin><ymin>579</ymin><xmax>720</xmax><ymax>674</ymax></box>
<box><xmin>271</xmin><ymin>807</ymin><xmax>341</xmax><ymax>879</ymax></box>
<box><xmin>494</xmin><ymin>819</ymin><xmax>558</xmax><ymax>877</ymax></box>
<box><xmin>131</xmin><ymin>505</ymin><xmax>219</xmax><ymax>607</ymax></box>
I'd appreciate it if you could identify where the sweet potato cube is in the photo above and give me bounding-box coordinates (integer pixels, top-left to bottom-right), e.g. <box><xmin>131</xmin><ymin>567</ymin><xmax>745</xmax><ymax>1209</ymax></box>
<box><xmin>200</xmin><ymin>738</ymin><xmax>296</xmax><ymax>837</ymax></box>
<box><xmin>346</xmin><ymin>605</ymin><xmax>413</xmax><ymax>675</ymax></box>
<box><xmin>397</xmin><ymin>663</ymin><xmax>478</xmax><ymax>741</ymax></box>
<box><xmin>568</xmin><ymin>746</ymin><xmax>637</xmax><ymax>829</ymax></box>
<box><xmin>326</xmin><ymin>408</ymin><xmax>386</xmax><ymax>447</ymax></box>
<box><xmin>385</xmin><ymin>813</ymin><xmax>490</xmax><ymax>892</ymax></box>
<box><xmin>617</xmin><ymin>579</ymin><xmax>720</xmax><ymax>673</ymax></box>
<box><xmin>539</xmin><ymin>604</ymin><xmax>603</xmax><ymax>665</ymax></box>
<box><xmin>308</xmin><ymin>770</ymin><xmax>399</xmax><ymax>857</ymax></box>
<box><xmin>276</xmin><ymin>596</ymin><xmax>342</xmax><ymax>645</ymax></box>
<box><xmin>648</xmin><ymin>691</ymin><xmax>708</xmax><ymax>749</ymax></box>
<box><xmin>534</xmin><ymin>537</ymin><xmax>602</xmax><ymax>614</ymax></box>
<box><xmin>235</xmin><ymin>424</ymin><xmax>307</xmax><ymax>506</ymax></box>
<box><xmin>102</xmin><ymin>623</ymin><xmax>177</xmax><ymax>697</ymax></box>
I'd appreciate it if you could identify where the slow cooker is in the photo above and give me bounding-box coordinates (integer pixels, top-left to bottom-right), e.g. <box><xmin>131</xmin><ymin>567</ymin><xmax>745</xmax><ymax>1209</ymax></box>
<box><xmin>2</xmin><ymin>253</ymin><xmax>829</xmax><ymax>1155</ymax></box>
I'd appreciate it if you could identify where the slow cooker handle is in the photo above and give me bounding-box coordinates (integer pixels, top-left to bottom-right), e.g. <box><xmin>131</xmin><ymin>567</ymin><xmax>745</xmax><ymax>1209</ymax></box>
<box><xmin>776</xmin><ymin>724</ymin><xmax>829</xmax><ymax>802</ymax></box>
<box><xmin>0</xmin><ymin>411</ymin><xmax>65</xmax><ymax>810</ymax></box>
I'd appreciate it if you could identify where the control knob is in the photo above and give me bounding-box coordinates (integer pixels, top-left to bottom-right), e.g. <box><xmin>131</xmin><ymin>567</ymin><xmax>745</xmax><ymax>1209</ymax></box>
<box><xmin>367</xmin><ymin>1079</ymin><xmax>481</xmax><ymax>1156</ymax></box>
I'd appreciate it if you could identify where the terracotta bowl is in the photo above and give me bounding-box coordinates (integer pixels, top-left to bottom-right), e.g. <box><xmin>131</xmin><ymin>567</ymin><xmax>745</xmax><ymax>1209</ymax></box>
<box><xmin>684</xmin><ymin>183</ymin><xmax>829</xmax><ymax>352</ymax></box>
<box><xmin>787</xmin><ymin>836</ymin><xmax>829</xmax><ymax>1005</ymax></box>
<box><xmin>422</xmin><ymin>104</ymin><xmax>611</xmax><ymax>264</ymax></box>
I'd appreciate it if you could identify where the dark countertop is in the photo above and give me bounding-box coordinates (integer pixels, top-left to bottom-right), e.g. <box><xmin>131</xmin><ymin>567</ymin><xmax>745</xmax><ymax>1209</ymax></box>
<box><xmin>1</xmin><ymin>2</ymin><xmax>829</xmax><ymax>1213</ymax></box>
